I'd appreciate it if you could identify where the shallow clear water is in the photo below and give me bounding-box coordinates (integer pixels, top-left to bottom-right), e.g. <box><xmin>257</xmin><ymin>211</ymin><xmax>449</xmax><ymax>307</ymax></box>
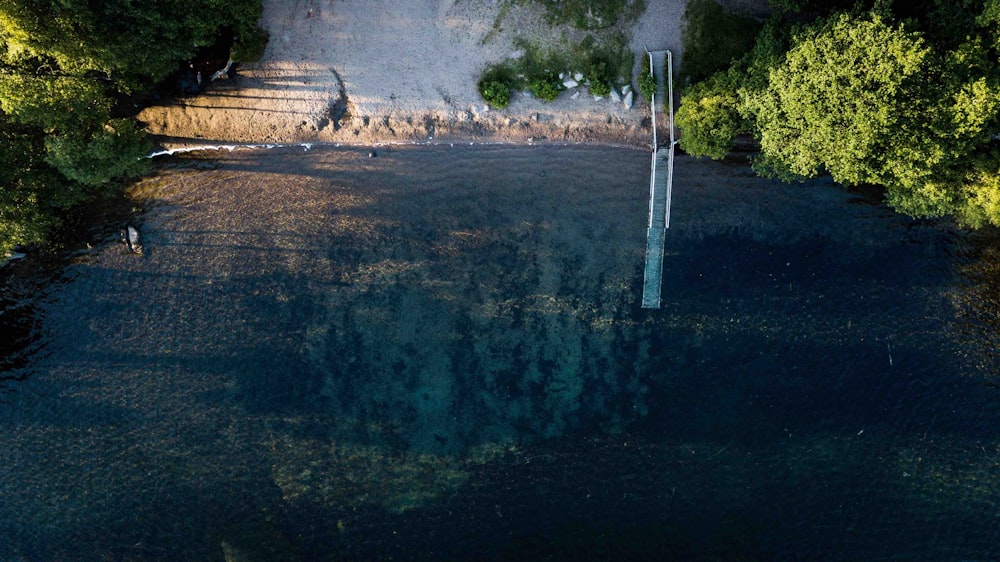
<box><xmin>1</xmin><ymin>145</ymin><xmax>998</xmax><ymax>560</ymax></box>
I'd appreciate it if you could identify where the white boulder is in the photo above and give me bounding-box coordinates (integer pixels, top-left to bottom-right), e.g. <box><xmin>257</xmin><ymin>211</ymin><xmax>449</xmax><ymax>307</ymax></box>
<box><xmin>610</xmin><ymin>87</ymin><xmax>621</xmax><ymax>103</ymax></box>
<box><xmin>563</xmin><ymin>79</ymin><xmax>579</xmax><ymax>89</ymax></box>
<box><xmin>574</xmin><ymin>72</ymin><xmax>584</xmax><ymax>81</ymax></box>
<box><xmin>623</xmin><ymin>91</ymin><xmax>634</xmax><ymax>109</ymax></box>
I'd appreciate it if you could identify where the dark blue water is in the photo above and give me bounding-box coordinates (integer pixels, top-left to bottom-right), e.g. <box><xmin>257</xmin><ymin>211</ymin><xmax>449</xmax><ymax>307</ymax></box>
<box><xmin>1</xmin><ymin>145</ymin><xmax>998</xmax><ymax>560</ymax></box>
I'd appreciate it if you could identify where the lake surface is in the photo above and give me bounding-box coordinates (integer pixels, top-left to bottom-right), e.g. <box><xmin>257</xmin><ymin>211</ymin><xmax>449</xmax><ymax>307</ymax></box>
<box><xmin>1</xmin><ymin>145</ymin><xmax>998</xmax><ymax>560</ymax></box>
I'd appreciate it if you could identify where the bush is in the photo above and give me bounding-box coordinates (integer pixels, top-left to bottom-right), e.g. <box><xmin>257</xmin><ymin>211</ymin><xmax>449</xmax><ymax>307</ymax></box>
<box><xmin>478</xmin><ymin>64</ymin><xmax>516</xmax><ymax>109</ymax></box>
<box><xmin>639</xmin><ymin>54</ymin><xmax>656</xmax><ymax>102</ymax></box>
<box><xmin>479</xmin><ymin>80</ymin><xmax>511</xmax><ymax>109</ymax></box>
<box><xmin>530</xmin><ymin>73</ymin><xmax>563</xmax><ymax>101</ymax></box>
<box><xmin>589</xmin><ymin>79</ymin><xmax>612</xmax><ymax>97</ymax></box>
<box><xmin>675</xmin><ymin>71</ymin><xmax>743</xmax><ymax>159</ymax></box>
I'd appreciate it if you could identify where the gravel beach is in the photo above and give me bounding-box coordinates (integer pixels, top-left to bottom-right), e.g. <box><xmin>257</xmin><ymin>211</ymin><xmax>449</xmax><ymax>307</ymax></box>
<box><xmin>138</xmin><ymin>0</ymin><xmax>691</xmax><ymax>149</ymax></box>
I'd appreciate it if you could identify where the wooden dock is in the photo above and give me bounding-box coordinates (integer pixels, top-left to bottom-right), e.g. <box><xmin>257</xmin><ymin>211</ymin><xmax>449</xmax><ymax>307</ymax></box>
<box><xmin>641</xmin><ymin>50</ymin><xmax>674</xmax><ymax>309</ymax></box>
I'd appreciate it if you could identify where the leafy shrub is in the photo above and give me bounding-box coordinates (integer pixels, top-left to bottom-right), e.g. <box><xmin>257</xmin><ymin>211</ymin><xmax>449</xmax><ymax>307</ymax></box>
<box><xmin>44</xmin><ymin>119</ymin><xmax>151</xmax><ymax>187</ymax></box>
<box><xmin>572</xmin><ymin>34</ymin><xmax>632</xmax><ymax>97</ymax></box>
<box><xmin>675</xmin><ymin>71</ymin><xmax>743</xmax><ymax>159</ymax></box>
<box><xmin>479</xmin><ymin>80</ymin><xmax>511</xmax><ymax>109</ymax></box>
<box><xmin>478</xmin><ymin>64</ymin><xmax>516</xmax><ymax>109</ymax></box>
<box><xmin>589</xmin><ymin>79</ymin><xmax>611</xmax><ymax>97</ymax></box>
<box><xmin>639</xmin><ymin>54</ymin><xmax>656</xmax><ymax>102</ymax></box>
<box><xmin>530</xmin><ymin>73</ymin><xmax>563</xmax><ymax>101</ymax></box>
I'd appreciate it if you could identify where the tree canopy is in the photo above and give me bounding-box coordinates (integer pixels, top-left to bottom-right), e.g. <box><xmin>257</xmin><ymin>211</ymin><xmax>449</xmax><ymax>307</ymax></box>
<box><xmin>677</xmin><ymin>1</ymin><xmax>1000</xmax><ymax>228</ymax></box>
<box><xmin>0</xmin><ymin>0</ymin><xmax>264</xmax><ymax>256</ymax></box>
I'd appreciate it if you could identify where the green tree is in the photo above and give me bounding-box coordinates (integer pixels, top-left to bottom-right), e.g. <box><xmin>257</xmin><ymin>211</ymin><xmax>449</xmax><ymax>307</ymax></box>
<box><xmin>0</xmin><ymin>75</ymin><xmax>109</xmax><ymax>130</ymax></box>
<box><xmin>741</xmin><ymin>13</ymin><xmax>930</xmax><ymax>186</ymax></box>
<box><xmin>676</xmin><ymin>71</ymin><xmax>744</xmax><ymax>159</ymax></box>
<box><xmin>44</xmin><ymin>120</ymin><xmax>151</xmax><ymax>187</ymax></box>
<box><xmin>0</xmin><ymin>120</ymin><xmax>57</xmax><ymax>254</ymax></box>
<box><xmin>0</xmin><ymin>0</ymin><xmax>265</xmax><ymax>255</ymax></box>
<box><xmin>0</xmin><ymin>0</ymin><xmax>263</xmax><ymax>89</ymax></box>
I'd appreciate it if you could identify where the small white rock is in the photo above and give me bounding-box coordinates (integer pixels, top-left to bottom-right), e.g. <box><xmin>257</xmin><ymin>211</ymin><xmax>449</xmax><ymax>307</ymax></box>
<box><xmin>574</xmin><ymin>72</ymin><xmax>584</xmax><ymax>81</ymax></box>
<box><xmin>559</xmin><ymin>72</ymin><xmax>565</xmax><ymax>79</ymax></box>
<box><xmin>593</xmin><ymin>96</ymin><xmax>604</xmax><ymax>101</ymax></box>
<box><xmin>571</xmin><ymin>91</ymin><xmax>580</xmax><ymax>99</ymax></box>
<box><xmin>562</xmin><ymin>79</ymin><xmax>578</xmax><ymax>89</ymax></box>
<box><xmin>622</xmin><ymin>84</ymin><xmax>632</xmax><ymax>94</ymax></box>
<box><xmin>623</xmin><ymin>91</ymin><xmax>634</xmax><ymax>109</ymax></box>
<box><xmin>610</xmin><ymin>87</ymin><xmax>621</xmax><ymax>103</ymax></box>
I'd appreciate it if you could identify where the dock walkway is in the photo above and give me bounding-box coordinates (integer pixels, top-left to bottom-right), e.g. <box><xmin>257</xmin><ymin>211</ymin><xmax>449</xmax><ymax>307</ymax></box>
<box><xmin>640</xmin><ymin>50</ymin><xmax>674</xmax><ymax>309</ymax></box>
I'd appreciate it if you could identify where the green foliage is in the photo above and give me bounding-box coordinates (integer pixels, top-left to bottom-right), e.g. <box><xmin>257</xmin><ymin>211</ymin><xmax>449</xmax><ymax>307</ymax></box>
<box><xmin>676</xmin><ymin>71</ymin><xmax>743</xmax><ymax>159</ymax></box>
<box><xmin>515</xmin><ymin>40</ymin><xmax>567</xmax><ymax>95</ymax></box>
<box><xmin>767</xmin><ymin>0</ymin><xmax>805</xmax><ymax>11</ymax></box>
<box><xmin>679</xmin><ymin>1</ymin><xmax>1000</xmax><ymax>227</ymax></box>
<box><xmin>527</xmin><ymin>0</ymin><xmax>646</xmax><ymax>30</ymax></box>
<box><xmin>680</xmin><ymin>0</ymin><xmax>763</xmax><ymax>84</ymax></box>
<box><xmin>0</xmin><ymin>121</ymin><xmax>58</xmax><ymax>254</ymax></box>
<box><xmin>234</xmin><ymin>26</ymin><xmax>269</xmax><ymax>63</ymax></box>
<box><xmin>741</xmin><ymin>13</ymin><xmax>930</xmax><ymax>186</ymax></box>
<box><xmin>477</xmin><ymin>31</ymin><xmax>636</xmax><ymax>106</ymax></box>
<box><xmin>736</xmin><ymin>16</ymin><xmax>793</xmax><ymax>95</ymax></box>
<box><xmin>479</xmin><ymin>79</ymin><xmax>512</xmax><ymax>109</ymax></box>
<box><xmin>638</xmin><ymin>53</ymin><xmax>655</xmax><ymax>102</ymax></box>
<box><xmin>979</xmin><ymin>0</ymin><xmax>1000</xmax><ymax>50</ymax></box>
<box><xmin>573</xmin><ymin>33</ymin><xmax>631</xmax><ymax>95</ymax></box>
<box><xmin>0</xmin><ymin>0</ymin><xmax>264</xmax><ymax>252</ymax></box>
<box><xmin>530</xmin><ymin>72</ymin><xmax>563</xmax><ymax>101</ymax></box>
<box><xmin>478</xmin><ymin>64</ymin><xmax>516</xmax><ymax>109</ymax></box>
<box><xmin>0</xmin><ymin>0</ymin><xmax>265</xmax><ymax>89</ymax></box>
<box><xmin>44</xmin><ymin>120</ymin><xmax>151</xmax><ymax>188</ymax></box>
<box><xmin>956</xmin><ymin>154</ymin><xmax>1000</xmax><ymax>228</ymax></box>
<box><xmin>0</xmin><ymin>75</ymin><xmax>109</xmax><ymax>130</ymax></box>
<box><xmin>588</xmin><ymin>79</ymin><xmax>611</xmax><ymax>96</ymax></box>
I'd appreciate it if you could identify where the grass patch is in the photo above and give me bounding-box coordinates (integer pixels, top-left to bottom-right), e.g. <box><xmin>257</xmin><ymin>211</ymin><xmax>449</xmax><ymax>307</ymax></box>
<box><xmin>680</xmin><ymin>0</ymin><xmax>763</xmax><ymax>84</ymax></box>
<box><xmin>526</xmin><ymin>0</ymin><xmax>647</xmax><ymax>30</ymax></box>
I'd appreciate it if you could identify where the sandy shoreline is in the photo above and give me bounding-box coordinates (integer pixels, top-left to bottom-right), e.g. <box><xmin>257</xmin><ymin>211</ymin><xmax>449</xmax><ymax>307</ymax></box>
<box><xmin>138</xmin><ymin>0</ymin><xmax>692</xmax><ymax>150</ymax></box>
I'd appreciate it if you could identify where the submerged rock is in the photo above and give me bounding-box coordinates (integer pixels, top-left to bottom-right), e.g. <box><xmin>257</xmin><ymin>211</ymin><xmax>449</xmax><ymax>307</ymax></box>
<box><xmin>120</xmin><ymin>225</ymin><xmax>143</xmax><ymax>255</ymax></box>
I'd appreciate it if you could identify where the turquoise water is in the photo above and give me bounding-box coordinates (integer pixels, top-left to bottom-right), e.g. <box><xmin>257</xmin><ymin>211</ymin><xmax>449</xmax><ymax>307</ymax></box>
<box><xmin>1</xmin><ymin>145</ymin><xmax>998</xmax><ymax>560</ymax></box>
